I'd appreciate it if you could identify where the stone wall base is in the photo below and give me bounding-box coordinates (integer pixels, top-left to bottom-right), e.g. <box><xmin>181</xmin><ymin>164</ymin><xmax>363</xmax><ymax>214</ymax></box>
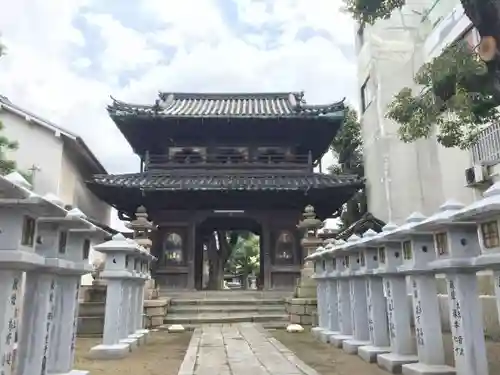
<box><xmin>144</xmin><ymin>298</ymin><xmax>170</xmax><ymax>328</ymax></box>
<box><xmin>285</xmin><ymin>297</ymin><xmax>317</xmax><ymax>326</ymax></box>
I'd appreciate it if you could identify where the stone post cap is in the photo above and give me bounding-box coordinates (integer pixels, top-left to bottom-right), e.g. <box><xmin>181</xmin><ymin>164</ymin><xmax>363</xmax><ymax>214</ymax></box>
<box><xmin>452</xmin><ymin>181</ymin><xmax>500</xmax><ymax>221</ymax></box>
<box><xmin>409</xmin><ymin>199</ymin><xmax>466</xmax><ymax>232</ymax></box>
<box><xmin>93</xmin><ymin>233</ymin><xmax>142</xmax><ymax>254</ymax></box>
<box><xmin>379</xmin><ymin>212</ymin><xmax>425</xmax><ymax>241</ymax></box>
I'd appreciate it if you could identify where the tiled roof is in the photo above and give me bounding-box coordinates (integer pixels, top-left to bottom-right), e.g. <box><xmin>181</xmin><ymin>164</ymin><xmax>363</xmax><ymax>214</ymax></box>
<box><xmin>107</xmin><ymin>92</ymin><xmax>345</xmax><ymax>118</ymax></box>
<box><xmin>89</xmin><ymin>172</ymin><xmax>362</xmax><ymax>191</ymax></box>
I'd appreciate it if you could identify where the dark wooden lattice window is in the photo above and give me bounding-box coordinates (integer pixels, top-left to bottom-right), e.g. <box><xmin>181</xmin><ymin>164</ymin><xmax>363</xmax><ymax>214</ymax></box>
<box><xmin>434</xmin><ymin>233</ymin><xmax>449</xmax><ymax>256</ymax></box>
<box><xmin>58</xmin><ymin>231</ymin><xmax>68</xmax><ymax>254</ymax></box>
<box><xmin>378</xmin><ymin>247</ymin><xmax>386</xmax><ymax>264</ymax></box>
<box><xmin>83</xmin><ymin>239</ymin><xmax>91</xmax><ymax>260</ymax></box>
<box><xmin>402</xmin><ymin>241</ymin><xmax>413</xmax><ymax>260</ymax></box>
<box><xmin>480</xmin><ymin>221</ymin><xmax>499</xmax><ymax>249</ymax></box>
<box><xmin>21</xmin><ymin>216</ymin><xmax>36</xmax><ymax>246</ymax></box>
<box><xmin>163</xmin><ymin>232</ymin><xmax>184</xmax><ymax>265</ymax></box>
<box><xmin>275</xmin><ymin>230</ymin><xmax>295</xmax><ymax>264</ymax></box>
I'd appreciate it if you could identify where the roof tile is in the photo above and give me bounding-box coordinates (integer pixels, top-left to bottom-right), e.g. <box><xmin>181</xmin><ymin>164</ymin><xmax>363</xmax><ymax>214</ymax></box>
<box><xmin>107</xmin><ymin>92</ymin><xmax>345</xmax><ymax>118</ymax></box>
<box><xmin>90</xmin><ymin>172</ymin><xmax>362</xmax><ymax>191</ymax></box>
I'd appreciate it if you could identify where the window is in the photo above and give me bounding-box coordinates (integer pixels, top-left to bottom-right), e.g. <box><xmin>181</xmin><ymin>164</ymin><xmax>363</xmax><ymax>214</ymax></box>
<box><xmin>344</xmin><ymin>255</ymin><xmax>350</xmax><ymax>267</ymax></box>
<box><xmin>163</xmin><ymin>232</ymin><xmax>184</xmax><ymax>264</ymax></box>
<box><xmin>360</xmin><ymin>252</ymin><xmax>366</xmax><ymax>267</ymax></box>
<box><xmin>321</xmin><ymin>259</ymin><xmax>326</xmax><ymax>271</ymax></box>
<box><xmin>434</xmin><ymin>232</ymin><xmax>448</xmax><ymax>256</ymax></box>
<box><xmin>275</xmin><ymin>231</ymin><xmax>295</xmax><ymax>265</ymax></box>
<box><xmin>480</xmin><ymin>221</ymin><xmax>499</xmax><ymax>249</ymax></box>
<box><xmin>378</xmin><ymin>247</ymin><xmax>386</xmax><ymax>264</ymax></box>
<box><xmin>82</xmin><ymin>239</ymin><xmax>91</xmax><ymax>260</ymax></box>
<box><xmin>21</xmin><ymin>216</ymin><xmax>36</xmax><ymax>246</ymax></box>
<box><xmin>361</xmin><ymin>76</ymin><xmax>373</xmax><ymax>112</ymax></box>
<box><xmin>402</xmin><ymin>241</ymin><xmax>413</xmax><ymax>260</ymax></box>
<box><xmin>332</xmin><ymin>258</ymin><xmax>337</xmax><ymax>269</ymax></box>
<box><xmin>58</xmin><ymin>231</ymin><xmax>68</xmax><ymax>254</ymax></box>
<box><xmin>313</xmin><ymin>262</ymin><xmax>317</xmax><ymax>272</ymax></box>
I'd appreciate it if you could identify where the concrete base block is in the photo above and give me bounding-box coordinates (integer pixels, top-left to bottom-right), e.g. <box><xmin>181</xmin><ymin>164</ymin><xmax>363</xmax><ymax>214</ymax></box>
<box><xmin>377</xmin><ymin>353</ymin><xmax>419</xmax><ymax>374</ymax></box>
<box><xmin>402</xmin><ymin>363</ymin><xmax>456</xmax><ymax>375</ymax></box>
<box><xmin>128</xmin><ymin>333</ymin><xmax>145</xmax><ymax>346</ymax></box>
<box><xmin>88</xmin><ymin>343</ymin><xmax>130</xmax><ymax>359</ymax></box>
<box><xmin>135</xmin><ymin>329</ymin><xmax>150</xmax><ymax>343</ymax></box>
<box><xmin>119</xmin><ymin>337</ymin><xmax>138</xmax><ymax>349</ymax></box>
<box><xmin>358</xmin><ymin>345</ymin><xmax>391</xmax><ymax>363</ymax></box>
<box><xmin>329</xmin><ymin>334</ymin><xmax>352</xmax><ymax>348</ymax></box>
<box><xmin>342</xmin><ymin>339</ymin><xmax>371</xmax><ymax>354</ymax></box>
<box><xmin>318</xmin><ymin>330</ymin><xmax>337</xmax><ymax>343</ymax></box>
<box><xmin>49</xmin><ymin>371</ymin><xmax>90</xmax><ymax>375</ymax></box>
<box><xmin>310</xmin><ymin>327</ymin><xmax>323</xmax><ymax>339</ymax></box>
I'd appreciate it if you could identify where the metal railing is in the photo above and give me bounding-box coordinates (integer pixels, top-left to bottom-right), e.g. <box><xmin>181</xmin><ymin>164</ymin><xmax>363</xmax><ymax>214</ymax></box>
<box><xmin>471</xmin><ymin>123</ymin><xmax>500</xmax><ymax>165</ymax></box>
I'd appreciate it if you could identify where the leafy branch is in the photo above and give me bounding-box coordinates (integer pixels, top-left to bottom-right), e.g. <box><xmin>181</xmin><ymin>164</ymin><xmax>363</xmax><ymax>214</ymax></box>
<box><xmin>342</xmin><ymin>0</ymin><xmax>406</xmax><ymax>24</ymax></box>
<box><xmin>386</xmin><ymin>40</ymin><xmax>499</xmax><ymax>149</ymax></box>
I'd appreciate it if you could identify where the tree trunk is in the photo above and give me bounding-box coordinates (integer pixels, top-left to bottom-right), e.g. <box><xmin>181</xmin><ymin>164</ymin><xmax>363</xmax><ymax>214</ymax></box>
<box><xmin>206</xmin><ymin>231</ymin><xmax>234</xmax><ymax>290</ymax></box>
<box><xmin>461</xmin><ymin>0</ymin><xmax>500</xmax><ymax>98</ymax></box>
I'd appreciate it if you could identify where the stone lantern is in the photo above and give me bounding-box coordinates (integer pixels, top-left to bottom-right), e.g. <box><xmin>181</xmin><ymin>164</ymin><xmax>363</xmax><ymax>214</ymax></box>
<box><xmin>295</xmin><ymin>205</ymin><xmax>323</xmax><ymax>298</ymax></box>
<box><xmin>126</xmin><ymin>206</ymin><xmax>157</xmax><ymax>299</ymax></box>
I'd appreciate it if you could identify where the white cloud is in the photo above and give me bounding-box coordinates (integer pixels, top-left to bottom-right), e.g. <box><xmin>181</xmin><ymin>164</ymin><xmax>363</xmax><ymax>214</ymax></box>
<box><xmin>0</xmin><ymin>0</ymin><xmax>357</xmax><ymax>229</ymax></box>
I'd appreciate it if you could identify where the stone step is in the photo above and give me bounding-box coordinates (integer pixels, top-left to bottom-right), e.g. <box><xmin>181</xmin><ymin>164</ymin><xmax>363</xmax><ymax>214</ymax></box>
<box><xmin>169</xmin><ymin>304</ymin><xmax>285</xmax><ymax>314</ymax></box>
<box><xmin>159</xmin><ymin>321</ymin><xmax>288</xmax><ymax>331</ymax></box>
<box><xmin>164</xmin><ymin>313</ymin><xmax>289</xmax><ymax>325</ymax></box>
<box><xmin>170</xmin><ymin>298</ymin><xmax>285</xmax><ymax>306</ymax></box>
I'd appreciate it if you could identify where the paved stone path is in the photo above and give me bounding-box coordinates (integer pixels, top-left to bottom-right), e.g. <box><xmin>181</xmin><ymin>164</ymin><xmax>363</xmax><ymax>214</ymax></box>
<box><xmin>177</xmin><ymin>323</ymin><xmax>320</xmax><ymax>375</ymax></box>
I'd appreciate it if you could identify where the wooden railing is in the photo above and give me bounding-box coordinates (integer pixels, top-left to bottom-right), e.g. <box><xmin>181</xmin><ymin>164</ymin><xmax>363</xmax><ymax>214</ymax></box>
<box><xmin>145</xmin><ymin>153</ymin><xmax>314</xmax><ymax>171</ymax></box>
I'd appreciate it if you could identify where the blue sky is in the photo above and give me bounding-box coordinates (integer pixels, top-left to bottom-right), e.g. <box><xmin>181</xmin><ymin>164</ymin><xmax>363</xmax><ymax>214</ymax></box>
<box><xmin>0</xmin><ymin>0</ymin><xmax>357</xmax><ymax>228</ymax></box>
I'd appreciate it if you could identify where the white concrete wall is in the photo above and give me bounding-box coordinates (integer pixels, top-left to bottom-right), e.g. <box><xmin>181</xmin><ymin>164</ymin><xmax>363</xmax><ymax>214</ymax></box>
<box><xmin>0</xmin><ymin>109</ymin><xmax>64</xmax><ymax>196</ymax></box>
<box><xmin>357</xmin><ymin>0</ymin><xmax>477</xmax><ymax>224</ymax></box>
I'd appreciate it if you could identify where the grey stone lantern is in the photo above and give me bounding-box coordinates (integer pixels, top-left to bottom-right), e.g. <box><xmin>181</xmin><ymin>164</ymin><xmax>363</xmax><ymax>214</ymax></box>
<box><xmin>451</xmin><ymin>181</ymin><xmax>500</xmax><ymax>268</ymax></box>
<box><xmin>369</xmin><ymin>222</ymin><xmax>419</xmax><ymax>373</ymax></box>
<box><xmin>89</xmin><ymin>233</ymin><xmax>144</xmax><ymax>359</ymax></box>
<box><xmin>411</xmin><ymin>199</ymin><xmax>488</xmax><ymax>375</ymax></box>
<box><xmin>347</xmin><ymin>229</ymin><xmax>391</xmax><ymax>363</ymax></box>
<box><xmin>383</xmin><ymin>212</ymin><xmax>456</xmax><ymax>375</ymax></box>
<box><xmin>310</xmin><ymin>246</ymin><xmax>327</xmax><ymax>338</ymax></box>
<box><xmin>338</xmin><ymin>234</ymin><xmax>370</xmax><ymax>355</ymax></box>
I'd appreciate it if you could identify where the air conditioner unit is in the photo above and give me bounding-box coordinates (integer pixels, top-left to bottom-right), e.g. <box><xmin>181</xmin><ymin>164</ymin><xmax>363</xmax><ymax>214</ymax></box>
<box><xmin>465</xmin><ymin>165</ymin><xmax>490</xmax><ymax>186</ymax></box>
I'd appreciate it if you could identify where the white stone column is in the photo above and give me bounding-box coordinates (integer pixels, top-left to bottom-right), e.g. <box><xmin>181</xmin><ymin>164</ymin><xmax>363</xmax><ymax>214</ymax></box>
<box><xmin>341</xmin><ymin>237</ymin><xmax>370</xmax><ymax>354</ymax></box>
<box><xmin>16</xmin><ymin>273</ymin><xmax>57</xmax><ymax>375</ymax></box>
<box><xmin>89</xmin><ymin>234</ymin><xmax>143</xmax><ymax>359</ymax></box>
<box><xmin>47</xmin><ymin>276</ymin><xmax>81</xmax><ymax>374</ymax></box>
<box><xmin>372</xmin><ymin>223</ymin><xmax>418</xmax><ymax>374</ymax></box>
<box><xmin>0</xmin><ymin>272</ymin><xmax>24</xmax><ymax>375</ymax></box>
<box><xmin>330</xmin><ymin>245</ymin><xmax>353</xmax><ymax>347</ymax></box>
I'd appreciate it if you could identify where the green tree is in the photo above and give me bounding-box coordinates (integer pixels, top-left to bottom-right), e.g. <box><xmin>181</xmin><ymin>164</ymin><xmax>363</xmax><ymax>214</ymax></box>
<box><xmin>0</xmin><ymin>42</ymin><xmax>20</xmax><ymax>175</ymax></box>
<box><xmin>342</xmin><ymin>0</ymin><xmax>500</xmax><ymax>149</ymax></box>
<box><xmin>225</xmin><ymin>234</ymin><xmax>260</xmax><ymax>289</ymax></box>
<box><xmin>328</xmin><ymin>107</ymin><xmax>367</xmax><ymax>229</ymax></box>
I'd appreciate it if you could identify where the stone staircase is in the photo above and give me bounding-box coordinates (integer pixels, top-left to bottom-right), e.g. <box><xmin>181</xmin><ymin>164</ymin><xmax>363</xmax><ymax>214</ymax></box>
<box><xmin>162</xmin><ymin>290</ymin><xmax>291</xmax><ymax>330</ymax></box>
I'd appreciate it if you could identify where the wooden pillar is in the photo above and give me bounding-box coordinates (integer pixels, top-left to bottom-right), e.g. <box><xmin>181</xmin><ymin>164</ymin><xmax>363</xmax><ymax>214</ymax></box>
<box><xmin>186</xmin><ymin>221</ymin><xmax>196</xmax><ymax>290</ymax></box>
<box><xmin>262</xmin><ymin>222</ymin><xmax>272</xmax><ymax>290</ymax></box>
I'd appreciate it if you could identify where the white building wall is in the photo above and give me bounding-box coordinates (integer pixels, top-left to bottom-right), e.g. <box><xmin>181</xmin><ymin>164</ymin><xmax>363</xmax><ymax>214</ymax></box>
<box><xmin>357</xmin><ymin>0</ymin><xmax>477</xmax><ymax>224</ymax></box>
<box><xmin>0</xmin><ymin>109</ymin><xmax>63</xmax><ymax>196</ymax></box>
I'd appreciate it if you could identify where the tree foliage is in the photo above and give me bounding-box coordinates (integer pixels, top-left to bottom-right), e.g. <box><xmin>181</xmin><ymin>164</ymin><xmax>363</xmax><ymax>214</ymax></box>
<box><xmin>329</xmin><ymin>107</ymin><xmax>367</xmax><ymax>229</ymax></box>
<box><xmin>342</xmin><ymin>0</ymin><xmax>500</xmax><ymax>149</ymax></box>
<box><xmin>0</xmin><ymin>41</ymin><xmax>20</xmax><ymax>175</ymax></box>
<box><xmin>225</xmin><ymin>233</ymin><xmax>260</xmax><ymax>288</ymax></box>
<box><xmin>387</xmin><ymin>40</ymin><xmax>498</xmax><ymax>149</ymax></box>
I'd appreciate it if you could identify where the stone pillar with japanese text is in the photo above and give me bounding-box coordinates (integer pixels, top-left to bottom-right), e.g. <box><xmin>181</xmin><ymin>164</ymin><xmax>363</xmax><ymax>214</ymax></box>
<box><xmin>0</xmin><ymin>173</ymin><xmax>49</xmax><ymax>375</ymax></box>
<box><xmin>356</xmin><ymin>229</ymin><xmax>391</xmax><ymax>363</ymax></box>
<box><xmin>88</xmin><ymin>234</ymin><xmax>145</xmax><ymax>359</ymax></box>
<box><xmin>391</xmin><ymin>212</ymin><xmax>455</xmax><ymax>375</ymax></box>
<box><xmin>373</xmin><ymin>223</ymin><xmax>418</xmax><ymax>374</ymax></box>
<box><xmin>46</xmin><ymin>207</ymin><xmax>105</xmax><ymax>375</ymax></box>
